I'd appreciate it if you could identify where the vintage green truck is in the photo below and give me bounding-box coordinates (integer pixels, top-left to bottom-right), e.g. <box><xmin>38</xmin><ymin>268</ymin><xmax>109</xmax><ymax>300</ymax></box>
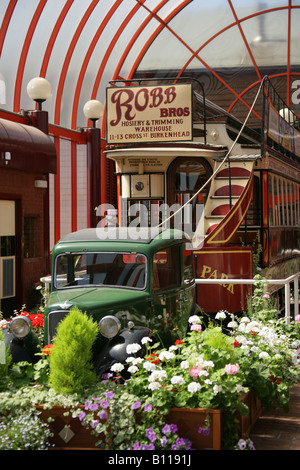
<box><xmin>4</xmin><ymin>227</ymin><xmax>199</xmax><ymax>374</ymax></box>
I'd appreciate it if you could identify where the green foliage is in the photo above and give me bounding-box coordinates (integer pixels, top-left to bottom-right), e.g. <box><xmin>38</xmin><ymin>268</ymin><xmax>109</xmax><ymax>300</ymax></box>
<box><xmin>0</xmin><ymin>408</ymin><xmax>53</xmax><ymax>450</ymax></box>
<box><xmin>49</xmin><ymin>307</ymin><xmax>98</xmax><ymax>394</ymax></box>
<box><xmin>10</xmin><ymin>354</ymin><xmax>50</xmax><ymax>388</ymax></box>
<box><xmin>0</xmin><ymin>328</ymin><xmax>11</xmax><ymax>390</ymax></box>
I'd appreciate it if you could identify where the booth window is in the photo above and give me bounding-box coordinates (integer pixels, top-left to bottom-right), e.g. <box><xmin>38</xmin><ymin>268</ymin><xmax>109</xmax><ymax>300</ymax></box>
<box><xmin>24</xmin><ymin>217</ymin><xmax>37</xmax><ymax>258</ymax></box>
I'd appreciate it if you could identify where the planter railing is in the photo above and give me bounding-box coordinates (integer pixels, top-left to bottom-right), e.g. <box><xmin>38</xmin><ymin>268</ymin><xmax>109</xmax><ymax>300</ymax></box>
<box><xmin>196</xmin><ymin>271</ymin><xmax>300</xmax><ymax>324</ymax></box>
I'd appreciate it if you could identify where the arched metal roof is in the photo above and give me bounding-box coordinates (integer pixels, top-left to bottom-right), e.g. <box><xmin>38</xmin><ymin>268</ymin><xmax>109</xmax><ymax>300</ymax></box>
<box><xmin>1</xmin><ymin>0</ymin><xmax>300</xmax><ymax>131</ymax></box>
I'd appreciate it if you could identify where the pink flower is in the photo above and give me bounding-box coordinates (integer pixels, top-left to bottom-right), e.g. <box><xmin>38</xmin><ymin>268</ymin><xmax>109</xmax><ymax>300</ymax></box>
<box><xmin>191</xmin><ymin>324</ymin><xmax>202</xmax><ymax>332</ymax></box>
<box><xmin>224</xmin><ymin>363</ymin><xmax>239</xmax><ymax>375</ymax></box>
<box><xmin>295</xmin><ymin>314</ymin><xmax>300</xmax><ymax>324</ymax></box>
<box><xmin>189</xmin><ymin>367</ymin><xmax>202</xmax><ymax>379</ymax></box>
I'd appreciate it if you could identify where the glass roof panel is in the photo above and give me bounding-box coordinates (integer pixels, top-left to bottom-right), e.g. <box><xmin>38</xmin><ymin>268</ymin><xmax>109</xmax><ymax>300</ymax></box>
<box><xmin>0</xmin><ymin>1</ymin><xmax>299</xmax><ymax>129</ymax></box>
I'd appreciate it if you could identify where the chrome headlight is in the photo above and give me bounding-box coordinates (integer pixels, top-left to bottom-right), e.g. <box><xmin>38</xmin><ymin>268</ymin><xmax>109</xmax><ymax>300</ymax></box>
<box><xmin>9</xmin><ymin>316</ymin><xmax>32</xmax><ymax>338</ymax></box>
<box><xmin>99</xmin><ymin>316</ymin><xmax>121</xmax><ymax>339</ymax></box>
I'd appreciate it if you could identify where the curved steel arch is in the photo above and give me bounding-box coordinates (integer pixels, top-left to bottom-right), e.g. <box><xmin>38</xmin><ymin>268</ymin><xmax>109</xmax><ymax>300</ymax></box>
<box><xmin>13</xmin><ymin>0</ymin><xmax>47</xmax><ymax>112</ymax></box>
<box><xmin>0</xmin><ymin>0</ymin><xmax>298</xmax><ymax>129</ymax></box>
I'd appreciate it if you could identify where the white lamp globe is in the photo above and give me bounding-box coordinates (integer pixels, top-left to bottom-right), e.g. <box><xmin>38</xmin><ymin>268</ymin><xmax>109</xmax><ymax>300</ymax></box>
<box><xmin>83</xmin><ymin>100</ymin><xmax>104</xmax><ymax>121</ymax></box>
<box><xmin>27</xmin><ymin>77</ymin><xmax>52</xmax><ymax>103</ymax></box>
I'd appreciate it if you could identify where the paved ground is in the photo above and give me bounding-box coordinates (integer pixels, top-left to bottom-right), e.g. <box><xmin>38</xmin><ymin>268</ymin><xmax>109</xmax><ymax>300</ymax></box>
<box><xmin>250</xmin><ymin>383</ymin><xmax>300</xmax><ymax>450</ymax></box>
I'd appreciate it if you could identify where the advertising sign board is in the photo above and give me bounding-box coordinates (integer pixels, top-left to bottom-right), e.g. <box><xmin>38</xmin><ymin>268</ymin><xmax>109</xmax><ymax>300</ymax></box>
<box><xmin>106</xmin><ymin>84</ymin><xmax>193</xmax><ymax>144</ymax></box>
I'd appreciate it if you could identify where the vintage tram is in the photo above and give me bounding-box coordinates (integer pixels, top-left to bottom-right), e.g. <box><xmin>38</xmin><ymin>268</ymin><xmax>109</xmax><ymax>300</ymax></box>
<box><xmin>103</xmin><ymin>77</ymin><xmax>300</xmax><ymax>316</ymax></box>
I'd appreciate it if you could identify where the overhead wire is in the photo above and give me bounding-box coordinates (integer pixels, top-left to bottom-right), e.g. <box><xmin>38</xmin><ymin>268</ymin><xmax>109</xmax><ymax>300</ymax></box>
<box><xmin>156</xmin><ymin>78</ymin><xmax>266</xmax><ymax>230</ymax></box>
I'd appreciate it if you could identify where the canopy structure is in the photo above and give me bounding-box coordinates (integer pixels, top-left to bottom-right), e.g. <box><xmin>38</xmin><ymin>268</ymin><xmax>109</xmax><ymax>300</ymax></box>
<box><xmin>0</xmin><ymin>0</ymin><xmax>300</xmax><ymax>133</ymax></box>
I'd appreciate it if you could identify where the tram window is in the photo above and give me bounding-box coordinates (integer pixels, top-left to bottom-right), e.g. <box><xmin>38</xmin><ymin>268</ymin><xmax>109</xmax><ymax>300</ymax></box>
<box><xmin>268</xmin><ymin>175</ymin><xmax>274</xmax><ymax>226</ymax></box>
<box><xmin>121</xmin><ymin>198</ymin><xmax>164</xmax><ymax>227</ymax></box>
<box><xmin>269</xmin><ymin>175</ymin><xmax>300</xmax><ymax>227</ymax></box>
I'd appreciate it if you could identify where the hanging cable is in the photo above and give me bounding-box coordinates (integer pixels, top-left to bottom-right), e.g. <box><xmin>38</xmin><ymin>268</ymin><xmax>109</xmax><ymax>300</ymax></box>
<box><xmin>156</xmin><ymin>78</ymin><xmax>266</xmax><ymax>230</ymax></box>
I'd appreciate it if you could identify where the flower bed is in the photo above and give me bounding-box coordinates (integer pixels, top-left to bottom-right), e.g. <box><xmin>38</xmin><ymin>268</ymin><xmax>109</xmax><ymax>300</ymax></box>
<box><xmin>0</xmin><ymin>275</ymin><xmax>299</xmax><ymax>450</ymax></box>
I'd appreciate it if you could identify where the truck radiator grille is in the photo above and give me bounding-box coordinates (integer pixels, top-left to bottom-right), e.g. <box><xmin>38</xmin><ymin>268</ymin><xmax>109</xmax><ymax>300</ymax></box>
<box><xmin>47</xmin><ymin>310</ymin><xmax>69</xmax><ymax>343</ymax></box>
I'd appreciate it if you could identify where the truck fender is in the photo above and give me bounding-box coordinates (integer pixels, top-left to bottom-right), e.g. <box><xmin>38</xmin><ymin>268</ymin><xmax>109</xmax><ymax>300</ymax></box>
<box><xmin>93</xmin><ymin>326</ymin><xmax>153</xmax><ymax>376</ymax></box>
<box><xmin>2</xmin><ymin>328</ymin><xmax>41</xmax><ymax>364</ymax></box>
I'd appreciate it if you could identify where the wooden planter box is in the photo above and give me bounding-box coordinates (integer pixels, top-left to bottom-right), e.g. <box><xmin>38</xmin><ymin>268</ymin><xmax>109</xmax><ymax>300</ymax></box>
<box><xmin>167</xmin><ymin>389</ymin><xmax>262</xmax><ymax>450</ymax></box>
<box><xmin>35</xmin><ymin>405</ymin><xmax>101</xmax><ymax>450</ymax></box>
<box><xmin>36</xmin><ymin>389</ymin><xmax>262</xmax><ymax>450</ymax></box>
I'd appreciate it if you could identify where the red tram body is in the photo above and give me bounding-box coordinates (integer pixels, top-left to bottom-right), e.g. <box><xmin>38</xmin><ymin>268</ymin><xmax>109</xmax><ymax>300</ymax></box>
<box><xmin>105</xmin><ymin>78</ymin><xmax>300</xmax><ymax>315</ymax></box>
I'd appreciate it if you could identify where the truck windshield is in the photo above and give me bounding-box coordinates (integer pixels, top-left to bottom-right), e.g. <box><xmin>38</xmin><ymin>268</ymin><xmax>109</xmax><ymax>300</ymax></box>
<box><xmin>54</xmin><ymin>252</ymin><xmax>147</xmax><ymax>289</ymax></box>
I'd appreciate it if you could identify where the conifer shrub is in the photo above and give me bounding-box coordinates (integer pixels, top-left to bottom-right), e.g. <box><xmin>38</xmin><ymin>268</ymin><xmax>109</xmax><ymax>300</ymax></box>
<box><xmin>49</xmin><ymin>307</ymin><xmax>98</xmax><ymax>395</ymax></box>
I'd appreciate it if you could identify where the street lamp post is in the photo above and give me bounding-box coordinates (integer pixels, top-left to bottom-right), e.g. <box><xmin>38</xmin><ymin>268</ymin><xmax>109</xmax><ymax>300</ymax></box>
<box><xmin>83</xmin><ymin>100</ymin><xmax>104</xmax><ymax>227</ymax></box>
<box><xmin>26</xmin><ymin>77</ymin><xmax>52</xmax><ymax>134</ymax></box>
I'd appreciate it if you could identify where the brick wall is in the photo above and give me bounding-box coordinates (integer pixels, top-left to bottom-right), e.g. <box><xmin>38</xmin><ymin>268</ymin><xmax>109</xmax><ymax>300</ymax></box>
<box><xmin>0</xmin><ymin>167</ymin><xmax>48</xmax><ymax>311</ymax></box>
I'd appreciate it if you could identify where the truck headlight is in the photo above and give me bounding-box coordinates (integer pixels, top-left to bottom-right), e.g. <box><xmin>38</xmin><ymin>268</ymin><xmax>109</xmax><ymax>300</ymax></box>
<box><xmin>9</xmin><ymin>316</ymin><xmax>31</xmax><ymax>338</ymax></box>
<box><xmin>99</xmin><ymin>316</ymin><xmax>121</xmax><ymax>339</ymax></box>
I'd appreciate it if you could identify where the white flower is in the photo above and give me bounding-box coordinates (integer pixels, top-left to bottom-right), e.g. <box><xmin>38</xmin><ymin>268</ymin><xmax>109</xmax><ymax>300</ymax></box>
<box><xmin>204</xmin><ymin>379</ymin><xmax>212</xmax><ymax>385</ymax></box>
<box><xmin>259</xmin><ymin>351</ymin><xmax>270</xmax><ymax>360</ymax></box>
<box><xmin>215</xmin><ymin>310</ymin><xmax>226</xmax><ymax>320</ymax></box>
<box><xmin>158</xmin><ymin>351</ymin><xmax>175</xmax><ymax>361</ymax></box>
<box><xmin>187</xmin><ymin>382</ymin><xmax>201</xmax><ymax>393</ymax></box>
<box><xmin>127</xmin><ymin>365</ymin><xmax>139</xmax><ymax>374</ymax></box>
<box><xmin>240</xmin><ymin>316</ymin><xmax>250</xmax><ymax>323</ymax></box>
<box><xmin>198</xmin><ymin>370</ymin><xmax>209</xmax><ymax>377</ymax></box>
<box><xmin>227</xmin><ymin>321</ymin><xmax>238</xmax><ymax>329</ymax></box>
<box><xmin>203</xmin><ymin>360</ymin><xmax>214</xmax><ymax>368</ymax></box>
<box><xmin>141</xmin><ymin>336</ymin><xmax>153</xmax><ymax>345</ymax></box>
<box><xmin>148</xmin><ymin>381</ymin><xmax>161</xmax><ymax>391</ymax></box>
<box><xmin>170</xmin><ymin>376</ymin><xmax>185</xmax><ymax>385</ymax></box>
<box><xmin>213</xmin><ymin>384</ymin><xmax>223</xmax><ymax>393</ymax></box>
<box><xmin>126</xmin><ymin>343</ymin><xmax>142</xmax><ymax>354</ymax></box>
<box><xmin>188</xmin><ymin>315</ymin><xmax>201</xmax><ymax>324</ymax></box>
<box><xmin>110</xmin><ymin>362</ymin><xmax>124</xmax><ymax>372</ymax></box>
<box><xmin>143</xmin><ymin>361</ymin><xmax>156</xmax><ymax>372</ymax></box>
<box><xmin>148</xmin><ymin>370</ymin><xmax>167</xmax><ymax>382</ymax></box>
<box><xmin>180</xmin><ymin>361</ymin><xmax>190</xmax><ymax>369</ymax></box>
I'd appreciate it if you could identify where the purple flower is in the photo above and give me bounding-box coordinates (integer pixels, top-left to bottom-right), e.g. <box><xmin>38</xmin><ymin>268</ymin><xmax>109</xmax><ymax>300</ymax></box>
<box><xmin>89</xmin><ymin>403</ymin><xmax>99</xmax><ymax>411</ymax></box>
<box><xmin>162</xmin><ymin>424</ymin><xmax>171</xmax><ymax>434</ymax></box>
<box><xmin>98</xmin><ymin>410</ymin><xmax>108</xmax><ymax>420</ymax></box>
<box><xmin>146</xmin><ymin>427</ymin><xmax>157</xmax><ymax>442</ymax></box>
<box><xmin>105</xmin><ymin>391</ymin><xmax>114</xmax><ymax>400</ymax></box>
<box><xmin>143</xmin><ymin>404</ymin><xmax>152</xmax><ymax>412</ymax></box>
<box><xmin>176</xmin><ymin>438</ymin><xmax>185</xmax><ymax>446</ymax></box>
<box><xmin>132</xmin><ymin>401</ymin><xmax>141</xmax><ymax>410</ymax></box>
<box><xmin>91</xmin><ymin>420</ymin><xmax>99</xmax><ymax>428</ymax></box>
<box><xmin>78</xmin><ymin>411</ymin><xmax>86</xmax><ymax>421</ymax></box>
<box><xmin>100</xmin><ymin>400</ymin><xmax>109</xmax><ymax>408</ymax></box>
<box><xmin>184</xmin><ymin>439</ymin><xmax>193</xmax><ymax>450</ymax></box>
<box><xmin>203</xmin><ymin>428</ymin><xmax>210</xmax><ymax>436</ymax></box>
<box><xmin>161</xmin><ymin>436</ymin><xmax>168</xmax><ymax>447</ymax></box>
<box><xmin>170</xmin><ymin>424</ymin><xmax>178</xmax><ymax>433</ymax></box>
<box><xmin>133</xmin><ymin>442</ymin><xmax>140</xmax><ymax>450</ymax></box>
<box><xmin>84</xmin><ymin>400</ymin><xmax>90</xmax><ymax>410</ymax></box>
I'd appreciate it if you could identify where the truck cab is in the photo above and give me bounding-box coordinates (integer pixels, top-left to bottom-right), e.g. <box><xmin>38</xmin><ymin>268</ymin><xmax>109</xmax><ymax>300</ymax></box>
<box><xmin>43</xmin><ymin>227</ymin><xmax>197</xmax><ymax>374</ymax></box>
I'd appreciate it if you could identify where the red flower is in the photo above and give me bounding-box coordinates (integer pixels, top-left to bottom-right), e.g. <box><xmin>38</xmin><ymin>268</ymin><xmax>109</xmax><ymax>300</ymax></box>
<box><xmin>20</xmin><ymin>311</ymin><xmax>44</xmax><ymax>329</ymax></box>
<box><xmin>146</xmin><ymin>353</ymin><xmax>159</xmax><ymax>365</ymax></box>
<box><xmin>42</xmin><ymin>344</ymin><xmax>53</xmax><ymax>355</ymax></box>
<box><xmin>269</xmin><ymin>374</ymin><xmax>281</xmax><ymax>384</ymax></box>
<box><xmin>175</xmin><ymin>340</ymin><xmax>183</xmax><ymax>346</ymax></box>
<box><xmin>232</xmin><ymin>340</ymin><xmax>239</xmax><ymax>348</ymax></box>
